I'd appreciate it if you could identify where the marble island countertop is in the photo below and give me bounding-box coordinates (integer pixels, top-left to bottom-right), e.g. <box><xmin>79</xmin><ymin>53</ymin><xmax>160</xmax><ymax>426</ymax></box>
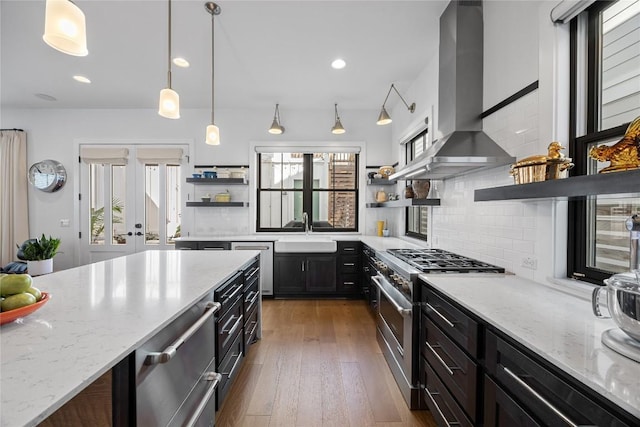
<box><xmin>0</xmin><ymin>250</ymin><xmax>259</xmax><ymax>427</ymax></box>
<box><xmin>420</xmin><ymin>273</ymin><xmax>640</xmax><ymax>420</ymax></box>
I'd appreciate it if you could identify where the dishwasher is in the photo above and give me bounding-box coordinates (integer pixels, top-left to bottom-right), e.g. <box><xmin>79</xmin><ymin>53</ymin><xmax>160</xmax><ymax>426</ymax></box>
<box><xmin>230</xmin><ymin>241</ymin><xmax>273</xmax><ymax>296</ymax></box>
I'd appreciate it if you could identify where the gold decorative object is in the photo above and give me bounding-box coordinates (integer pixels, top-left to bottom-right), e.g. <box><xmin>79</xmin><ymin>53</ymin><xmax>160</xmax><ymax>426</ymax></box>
<box><xmin>378</xmin><ymin>166</ymin><xmax>395</xmax><ymax>178</ymax></box>
<box><xmin>589</xmin><ymin>116</ymin><xmax>640</xmax><ymax>173</ymax></box>
<box><xmin>510</xmin><ymin>142</ymin><xmax>574</xmax><ymax>184</ymax></box>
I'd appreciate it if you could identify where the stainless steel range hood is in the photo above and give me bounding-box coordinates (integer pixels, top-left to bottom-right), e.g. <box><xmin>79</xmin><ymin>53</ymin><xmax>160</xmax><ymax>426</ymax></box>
<box><xmin>390</xmin><ymin>1</ymin><xmax>515</xmax><ymax>181</ymax></box>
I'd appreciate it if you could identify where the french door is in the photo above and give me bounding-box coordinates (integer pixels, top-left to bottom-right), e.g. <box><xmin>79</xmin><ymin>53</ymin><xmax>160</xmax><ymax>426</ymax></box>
<box><xmin>78</xmin><ymin>144</ymin><xmax>186</xmax><ymax>265</ymax></box>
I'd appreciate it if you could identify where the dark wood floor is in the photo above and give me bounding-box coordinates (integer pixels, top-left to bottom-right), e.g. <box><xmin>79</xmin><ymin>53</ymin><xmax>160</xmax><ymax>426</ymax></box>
<box><xmin>216</xmin><ymin>299</ymin><xmax>436</xmax><ymax>427</ymax></box>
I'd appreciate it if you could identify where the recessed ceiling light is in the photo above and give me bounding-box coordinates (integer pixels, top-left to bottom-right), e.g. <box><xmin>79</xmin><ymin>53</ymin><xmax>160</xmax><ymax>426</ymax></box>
<box><xmin>173</xmin><ymin>57</ymin><xmax>190</xmax><ymax>68</ymax></box>
<box><xmin>73</xmin><ymin>75</ymin><xmax>91</xmax><ymax>83</ymax></box>
<box><xmin>331</xmin><ymin>59</ymin><xmax>346</xmax><ymax>70</ymax></box>
<box><xmin>35</xmin><ymin>93</ymin><xmax>57</xmax><ymax>101</ymax></box>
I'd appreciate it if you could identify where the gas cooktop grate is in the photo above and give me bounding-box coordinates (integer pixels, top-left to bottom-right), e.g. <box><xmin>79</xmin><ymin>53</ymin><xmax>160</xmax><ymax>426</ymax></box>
<box><xmin>387</xmin><ymin>249</ymin><xmax>505</xmax><ymax>273</ymax></box>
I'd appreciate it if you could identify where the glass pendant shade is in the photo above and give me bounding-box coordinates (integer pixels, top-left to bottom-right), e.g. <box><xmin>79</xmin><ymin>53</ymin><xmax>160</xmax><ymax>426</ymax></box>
<box><xmin>158</xmin><ymin>88</ymin><xmax>180</xmax><ymax>119</ymax></box>
<box><xmin>206</xmin><ymin>124</ymin><xmax>220</xmax><ymax>145</ymax></box>
<box><xmin>377</xmin><ymin>106</ymin><xmax>392</xmax><ymax>125</ymax></box>
<box><xmin>43</xmin><ymin>0</ymin><xmax>88</xmax><ymax>56</ymax></box>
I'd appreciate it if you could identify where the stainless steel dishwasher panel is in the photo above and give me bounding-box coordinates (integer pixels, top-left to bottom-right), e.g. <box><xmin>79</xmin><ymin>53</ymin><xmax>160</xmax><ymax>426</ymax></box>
<box><xmin>135</xmin><ymin>292</ymin><xmax>218</xmax><ymax>427</ymax></box>
<box><xmin>231</xmin><ymin>241</ymin><xmax>273</xmax><ymax>296</ymax></box>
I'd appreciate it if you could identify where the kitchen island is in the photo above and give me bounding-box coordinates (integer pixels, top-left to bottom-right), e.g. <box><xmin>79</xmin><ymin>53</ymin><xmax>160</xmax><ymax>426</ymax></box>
<box><xmin>0</xmin><ymin>250</ymin><xmax>259</xmax><ymax>427</ymax></box>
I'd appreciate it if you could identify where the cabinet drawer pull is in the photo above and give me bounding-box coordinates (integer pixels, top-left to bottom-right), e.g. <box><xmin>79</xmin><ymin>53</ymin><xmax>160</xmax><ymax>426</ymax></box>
<box><xmin>344</xmin><ymin>247</ymin><xmax>356</xmax><ymax>252</ymax></box>
<box><xmin>223</xmin><ymin>352</ymin><xmax>243</xmax><ymax>382</ymax></box>
<box><xmin>425</xmin><ymin>341</ymin><xmax>460</xmax><ymax>376</ymax></box>
<box><xmin>221</xmin><ymin>283</ymin><xmax>243</xmax><ymax>302</ymax></box>
<box><xmin>222</xmin><ymin>314</ymin><xmax>244</xmax><ymax>337</ymax></box>
<box><xmin>145</xmin><ymin>301</ymin><xmax>221</xmax><ymax>365</ymax></box>
<box><xmin>424</xmin><ymin>385</ymin><xmax>461</xmax><ymax>427</ymax></box>
<box><xmin>344</xmin><ymin>263</ymin><xmax>356</xmax><ymax>266</ymax></box>
<box><xmin>183</xmin><ymin>371</ymin><xmax>222</xmax><ymax>427</ymax></box>
<box><xmin>502</xmin><ymin>366</ymin><xmax>579</xmax><ymax>427</ymax></box>
<box><xmin>426</xmin><ymin>303</ymin><xmax>455</xmax><ymax>328</ymax></box>
<box><xmin>343</xmin><ymin>281</ymin><xmax>355</xmax><ymax>285</ymax></box>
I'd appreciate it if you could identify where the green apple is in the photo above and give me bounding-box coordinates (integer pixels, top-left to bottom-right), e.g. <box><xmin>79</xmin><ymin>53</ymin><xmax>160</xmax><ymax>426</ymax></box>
<box><xmin>1</xmin><ymin>292</ymin><xmax>36</xmax><ymax>311</ymax></box>
<box><xmin>0</xmin><ymin>274</ymin><xmax>33</xmax><ymax>296</ymax></box>
<box><xmin>25</xmin><ymin>286</ymin><xmax>42</xmax><ymax>302</ymax></box>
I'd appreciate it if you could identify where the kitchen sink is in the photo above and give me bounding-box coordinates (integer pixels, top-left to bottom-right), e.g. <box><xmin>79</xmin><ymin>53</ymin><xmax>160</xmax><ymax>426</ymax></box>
<box><xmin>274</xmin><ymin>236</ymin><xmax>337</xmax><ymax>253</ymax></box>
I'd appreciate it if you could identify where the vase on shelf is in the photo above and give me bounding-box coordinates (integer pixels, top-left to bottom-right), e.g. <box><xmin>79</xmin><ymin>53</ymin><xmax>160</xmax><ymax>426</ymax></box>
<box><xmin>412</xmin><ymin>180</ymin><xmax>430</xmax><ymax>199</ymax></box>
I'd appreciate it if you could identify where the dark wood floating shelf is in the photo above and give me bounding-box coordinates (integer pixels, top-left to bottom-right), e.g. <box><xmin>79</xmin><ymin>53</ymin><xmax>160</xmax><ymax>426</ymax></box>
<box><xmin>187</xmin><ymin>178</ymin><xmax>247</xmax><ymax>184</ymax></box>
<box><xmin>474</xmin><ymin>169</ymin><xmax>640</xmax><ymax>201</ymax></box>
<box><xmin>366</xmin><ymin>199</ymin><xmax>441</xmax><ymax>208</ymax></box>
<box><xmin>367</xmin><ymin>178</ymin><xmax>397</xmax><ymax>185</ymax></box>
<box><xmin>186</xmin><ymin>202</ymin><xmax>248</xmax><ymax>207</ymax></box>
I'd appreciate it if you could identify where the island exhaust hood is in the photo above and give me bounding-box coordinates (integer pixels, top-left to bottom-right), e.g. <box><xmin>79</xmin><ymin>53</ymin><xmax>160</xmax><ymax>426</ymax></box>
<box><xmin>390</xmin><ymin>1</ymin><xmax>515</xmax><ymax>181</ymax></box>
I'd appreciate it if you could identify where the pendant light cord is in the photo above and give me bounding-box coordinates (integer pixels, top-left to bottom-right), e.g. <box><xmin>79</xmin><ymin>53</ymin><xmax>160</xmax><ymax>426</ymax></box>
<box><xmin>211</xmin><ymin>9</ymin><xmax>215</xmax><ymax>124</ymax></box>
<box><xmin>167</xmin><ymin>0</ymin><xmax>173</xmax><ymax>89</ymax></box>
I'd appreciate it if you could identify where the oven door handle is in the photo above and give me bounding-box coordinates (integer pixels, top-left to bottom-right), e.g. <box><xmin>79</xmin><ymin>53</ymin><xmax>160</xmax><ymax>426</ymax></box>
<box><xmin>372</xmin><ymin>275</ymin><xmax>412</xmax><ymax>317</ymax></box>
<box><xmin>144</xmin><ymin>301</ymin><xmax>221</xmax><ymax>365</ymax></box>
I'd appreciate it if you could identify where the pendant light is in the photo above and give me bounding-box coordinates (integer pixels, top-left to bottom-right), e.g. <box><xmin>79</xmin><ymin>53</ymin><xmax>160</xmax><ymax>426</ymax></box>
<box><xmin>268</xmin><ymin>104</ymin><xmax>285</xmax><ymax>135</ymax></box>
<box><xmin>43</xmin><ymin>0</ymin><xmax>88</xmax><ymax>56</ymax></box>
<box><xmin>158</xmin><ymin>0</ymin><xmax>180</xmax><ymax>119</ymax></box>
<box><xmin>205</xmin><ymin>2</ymin><xmax>221</xmax><ymax>145</ymax></box>
<box><xmin>376</xmin><ymin>83</ymin><xmax>415</xmax><ymax>125</ymax></box>
<box><xmin>331</xmin><ymin>103</ymin><xmax>346</xmax><ymax>135</ymax></box>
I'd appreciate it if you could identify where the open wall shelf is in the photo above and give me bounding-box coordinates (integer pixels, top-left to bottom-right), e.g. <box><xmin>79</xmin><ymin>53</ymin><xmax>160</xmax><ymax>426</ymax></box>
<box><xmin>186</xmin><ymin>202</ymin><xmax>248</xmax><ymax>207</ymax></box>
<box><xmin>187</xmin><ymin>178</ymin><xmax>247</xmax><ymax>184</ymax></box>
<box><xmin>474</xmin><ymin>169</ymin><xmax>640</xmax><ymax>201</ymax></box>
<box><xmin>366</xmin><ymin>199</ymin><xmax>440</xmax><ymax>208</ymax></box>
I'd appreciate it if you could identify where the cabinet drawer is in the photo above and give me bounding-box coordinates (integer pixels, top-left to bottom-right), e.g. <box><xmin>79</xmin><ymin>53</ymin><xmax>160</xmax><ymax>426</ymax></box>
<box><xmin>337</xmin><ymin>241</ymin><xmax>360</xmax><ymax>254</ymax></box>
<box><xmin>421</xmin><ymin>357</ymin><xmax>473</xmax><ymax>427</ymax></box>
<box><xmin>337</xmin><ymin>273</ymin><xmax>359</xmax><ymax>293</ymax></box>
<box><xmin>486</xmin><ymin>330</ymin><xmax>633</xmax><ymax>427</ymax></box>
<box><xmin>244</xmin><ymin>304</ymin><xmax>259</xmax><ymax>351</ymax></box>
<box><xmin>216</xmin><ymin>330</ymin><xmax>244</xmax><ymax>409</ymax></box>
<box><xmin>174</xmin><ymin>241</ymin><xmax>199</xmax><ymax>250</ymax></box>
<box><xmin>216</xmin><ymin>296</ymin><xmax>243</xmax><ymax>361</ymax></box>
<box><xmin>215</xmin><ymin>271</ymin><xmax>243</xmax><ymax>316</ymax></box>
<box><xmin>244</xmin><ymin>278</ymin><xmax>259</xmax><ymax>317</ymax></box>
<box><xmin>244</xmin><ymin>258</ymin><xmax>260</xmax><ymax>285</ymax></box>
<box><xmin>484</xmin><ymin>375</ymin><xmax>541</xmax><ymax>427</ymax></box>
<box><xmin>422</xmin><ymin>314</ymin><xmax>478</xmax><ymax>422</ymax></box>
<box><xmin>339</xmin><ymin>255</ymin><xmax>360</xmax><ymax>274</ymax></box>
<box><xmin>423</xmin><ymin>286</ymin><xmax>479</xmax><ymax>358</ymax></box>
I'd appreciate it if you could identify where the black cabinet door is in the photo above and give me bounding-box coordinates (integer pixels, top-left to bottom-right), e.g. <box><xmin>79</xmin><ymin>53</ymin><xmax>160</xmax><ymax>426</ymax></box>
<box><xmin>274</xmin><ymin>255</ymin><xmax>306</xmax><ymax>294</ymax></box>
<box><xmin>484</xmin><ymin>375</ymin><xmax>541</xmax><ymax>427</ymax></box>
<box><xmin>306</xmin><ymin>255</ymin><xmax>337</xmax><ymax>293</ymax></box>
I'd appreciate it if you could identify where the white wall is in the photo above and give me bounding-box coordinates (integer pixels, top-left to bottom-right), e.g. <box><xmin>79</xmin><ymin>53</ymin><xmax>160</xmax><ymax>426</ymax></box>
<box><xmin>3</xmin><ymin>107</ymin><xmax>392</xmax><ymax>270</ymax></box>
<box><xmin>385</xmin><ymin>1</ymin><xmax>571</xmax><ymax>284</ymax></box>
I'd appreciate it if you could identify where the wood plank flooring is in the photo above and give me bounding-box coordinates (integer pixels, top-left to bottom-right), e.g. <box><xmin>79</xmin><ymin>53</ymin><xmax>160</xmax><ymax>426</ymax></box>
<box><xmin>216</xmin><ymin>300</ymin><xmax>436</xmax><ymax>427</ymax></box>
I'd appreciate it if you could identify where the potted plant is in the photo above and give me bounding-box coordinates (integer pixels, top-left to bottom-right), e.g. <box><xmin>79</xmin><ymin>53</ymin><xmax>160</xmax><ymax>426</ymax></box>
<box><xmin>17</xmin><ymin>234</ymin><xmax>61</xmax><ymax>276</ymax></box>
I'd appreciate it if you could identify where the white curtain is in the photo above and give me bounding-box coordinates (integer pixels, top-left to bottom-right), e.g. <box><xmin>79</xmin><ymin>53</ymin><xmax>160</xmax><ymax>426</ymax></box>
<box><xmin>0</xmin><ymin>130</ymin><xmax>29</xmax><ymax>266</ymax></box>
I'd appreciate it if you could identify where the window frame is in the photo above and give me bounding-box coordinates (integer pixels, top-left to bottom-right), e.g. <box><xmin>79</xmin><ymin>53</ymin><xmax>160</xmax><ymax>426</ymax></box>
<box><xmin>256</xmin><ymin>152</ymin><xmax>359</xmax><ymax>233</ymax></box>
<box><xmin>404</xmin><ymin>126</ymin><xmax>430</xmax><ymax>241</ymax></box>
<box><xmin>568</xmin><ymin>0</ymin><xmax>636</xmax><ymax>284</ymax></box>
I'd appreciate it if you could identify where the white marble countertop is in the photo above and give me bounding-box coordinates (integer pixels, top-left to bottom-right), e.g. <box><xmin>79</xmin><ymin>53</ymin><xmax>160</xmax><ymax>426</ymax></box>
<box><xmin>419</xmin><ymin>273</ymin><xmax>640</xmax><ymax>420</ymax></box>
<box><xmin>0</xmin><ymin>250</ymin><xmax>259</xmax><ymax>427</ymax></box>
<box><xmin>176</xmin><ymin>234</ymin><xmax>427</xmax><ymax>252</ymax></box>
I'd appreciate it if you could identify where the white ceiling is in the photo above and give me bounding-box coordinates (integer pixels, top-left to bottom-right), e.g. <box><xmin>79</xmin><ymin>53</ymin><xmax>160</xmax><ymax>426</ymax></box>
<box><xmin>1</xmin><ymin>0</ymin><xmax>448</xmax><ymax>111</ymax></box>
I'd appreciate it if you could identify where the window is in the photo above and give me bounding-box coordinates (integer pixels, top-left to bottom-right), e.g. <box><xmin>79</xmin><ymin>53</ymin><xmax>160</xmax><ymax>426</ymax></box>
<box><xmin>569</xmin><ymin>1</ymin><xmax>640</xmax><ymax>284</ymax></box>
<box><xmin>405</xmin><ymin>124</ymin><xmax>430</xmax><ymax>241</ymax></box>
<box><xmin>257</xmin><ymin>151</ymin><xmax>358</xmax><ymax>232</ymax></box>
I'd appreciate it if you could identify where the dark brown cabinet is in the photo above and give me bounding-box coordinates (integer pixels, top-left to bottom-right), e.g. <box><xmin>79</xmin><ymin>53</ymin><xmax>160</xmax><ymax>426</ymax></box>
<box><xmin>274</xmin><ymin>253</ymin><xmax>336</xmax><ymax>297</ymax></box>
<box><xmin>336</xmin><ymin>241</ymin><xmax>361</xmax><ymax>296</ymax></box>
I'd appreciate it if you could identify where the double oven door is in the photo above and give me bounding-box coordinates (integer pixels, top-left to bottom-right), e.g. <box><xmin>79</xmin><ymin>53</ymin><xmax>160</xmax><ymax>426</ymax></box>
<box><xmin>372</xmin><ymin>273</ymin><xmax>421</xmax><ymax>409</ymax></box>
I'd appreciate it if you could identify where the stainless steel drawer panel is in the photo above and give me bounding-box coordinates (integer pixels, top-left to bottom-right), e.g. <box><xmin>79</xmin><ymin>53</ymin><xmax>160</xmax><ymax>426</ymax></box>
<box><xmin>136</xmin><ymin>293</ymin><xmax>216</xmax><ymax>427</ymax></box>
<box><xmin>216</xmin><ymin>296</ymin><xmax>244</xmax><ymax>360</ymax></box>
<box><xmin>216</xmin><ymin>330</ymin><xmax>244</xmax><ymax>409</ymax></box>
<box><xmin>424</xmin><ymin>287</ymin><xmax>479</xmax><ymax>358</ymax></box>
<box><xmin>244</xmin><ymin>304</ymin><xmax>259</xmax><ymax>350</ymax></box>
<box><xmin>166</xmin><ymin>357</ymin><xmax>220</xmax><ymax>427</ymax></box>
<box><xmin>421</xmin><ymin>357</ymin><xmax>473</xmax><ymax>427</ymax></box>
<box><xmin>243</xmin><ymin>278</ymin><xmax>259</xmax><ymax>316</ymax></box>
<box><xmin>422</xmin><ymin>314</ymin><xmax>478</xmax><ymax>422</ymax></box>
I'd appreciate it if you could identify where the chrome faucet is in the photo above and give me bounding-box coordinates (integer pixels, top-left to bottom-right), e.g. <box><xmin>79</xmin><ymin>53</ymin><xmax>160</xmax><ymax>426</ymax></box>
<box><xmin>302</xmin><ymin>212</ymin><xmax>310</xmax><ymax>234</ymax></box>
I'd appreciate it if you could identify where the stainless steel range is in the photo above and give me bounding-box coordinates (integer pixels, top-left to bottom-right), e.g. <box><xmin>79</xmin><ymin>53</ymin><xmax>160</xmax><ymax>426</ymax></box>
<box><xmin>370</xmin><ymin>248</ymin><xmax>504</xmax><ymax>409</ymax></box>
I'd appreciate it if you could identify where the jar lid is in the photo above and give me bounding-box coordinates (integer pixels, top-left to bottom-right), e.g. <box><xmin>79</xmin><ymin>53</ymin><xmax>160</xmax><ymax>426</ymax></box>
<box><xmin>604</xmin><ymin>271</ymin><xmax>640</xmax><ymax>295</ymax></box>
